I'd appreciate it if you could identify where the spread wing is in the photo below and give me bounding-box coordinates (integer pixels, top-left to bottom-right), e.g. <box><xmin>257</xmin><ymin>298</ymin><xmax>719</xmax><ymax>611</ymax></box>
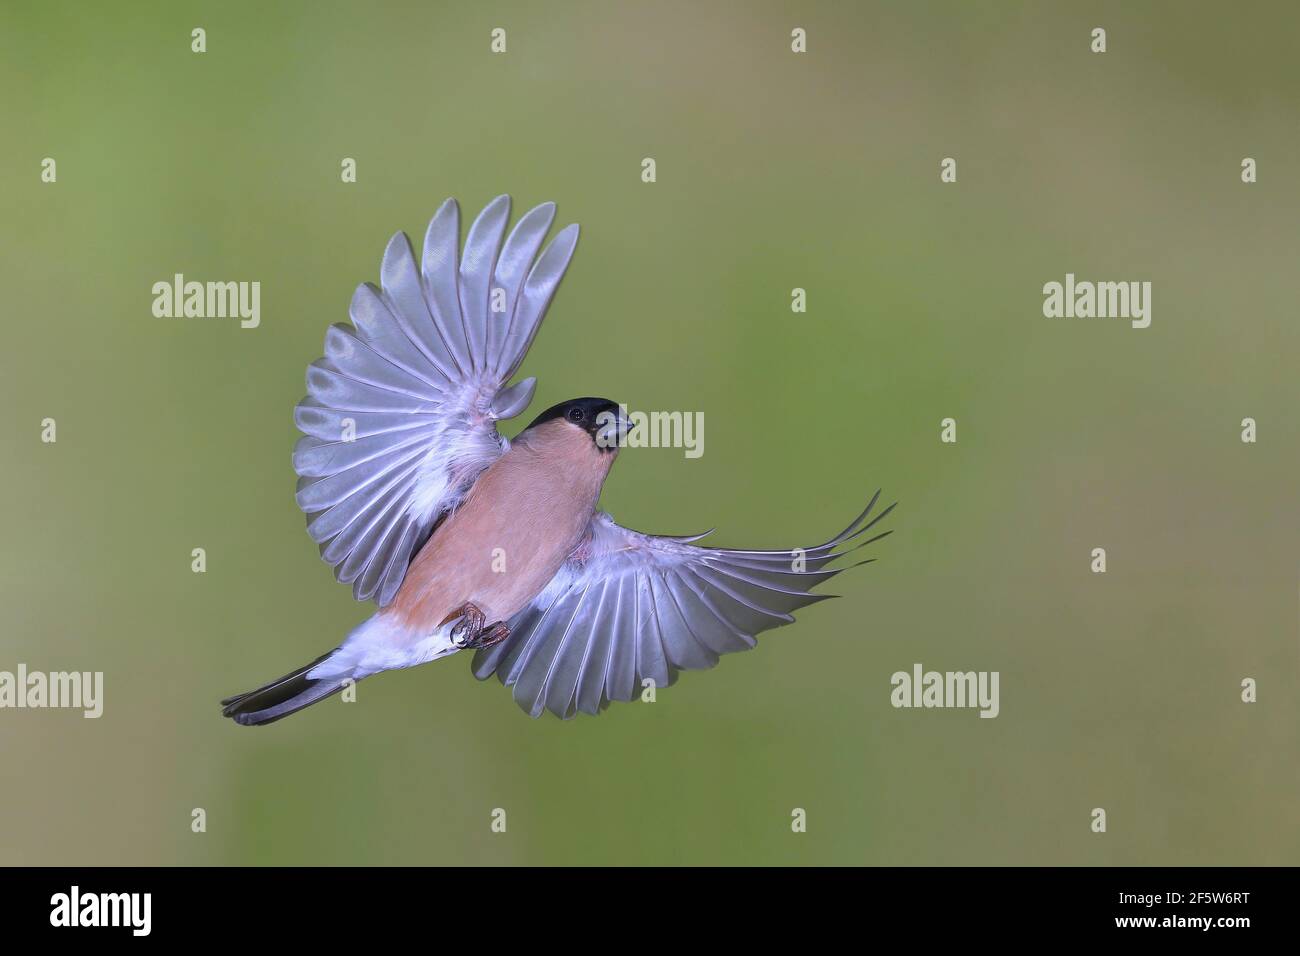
<box><xmin>471</xmin><ymin>493</ymin><xmax>895</xmax><ymax>718</ymax></box>
<box><xmin>293</xmin><ymin>196</ymin><xmax>579</xmax><ymax>605</ymax></box>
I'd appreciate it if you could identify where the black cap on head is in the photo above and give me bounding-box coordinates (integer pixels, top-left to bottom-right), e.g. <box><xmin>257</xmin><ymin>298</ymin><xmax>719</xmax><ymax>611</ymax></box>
<box><xmin>524</xmin><ymin>397</ymin><xmax>632</xmax><ymax>449</ymax></box>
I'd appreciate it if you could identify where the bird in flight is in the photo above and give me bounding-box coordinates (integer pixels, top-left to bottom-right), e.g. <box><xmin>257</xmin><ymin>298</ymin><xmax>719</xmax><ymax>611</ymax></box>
<box><xmin>221</xmin><ymin>196</ymin><xmax>893</xmax><ymax>725</ymax></box>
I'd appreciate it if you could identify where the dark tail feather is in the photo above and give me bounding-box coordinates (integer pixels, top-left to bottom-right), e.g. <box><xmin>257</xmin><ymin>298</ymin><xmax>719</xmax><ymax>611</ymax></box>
<box><xmin>221</xmin><ymin>649</ymin><xmax>347</xmax><ymax>726</ymax></box>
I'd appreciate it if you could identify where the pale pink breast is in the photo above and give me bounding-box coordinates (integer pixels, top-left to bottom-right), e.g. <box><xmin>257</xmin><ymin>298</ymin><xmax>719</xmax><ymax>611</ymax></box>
<box><xmin>386</xmin><ymin>420</ymin><xmax>615</xmax><ymax>629</ymax></box>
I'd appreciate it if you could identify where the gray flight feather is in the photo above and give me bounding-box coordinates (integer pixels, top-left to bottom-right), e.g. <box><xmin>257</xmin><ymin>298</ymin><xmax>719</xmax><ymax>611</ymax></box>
<box><xmin>472</xmin><ymin>494</ymin><xmax>894</xmax><ymax>718</ymax></box>
<box><xmin>292</xmin><ymin>196</ymin><xmax>579</xmax><ymax>604</ymax></box>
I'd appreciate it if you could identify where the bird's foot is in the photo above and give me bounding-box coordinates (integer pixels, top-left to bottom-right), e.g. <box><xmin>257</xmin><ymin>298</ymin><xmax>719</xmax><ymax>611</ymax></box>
<box><xmin>447</xmin><ymin>603</ymin><xmax>485</xmax><ymax>648</ymax></box>
<box><xmin>467</xmin><ymin>622</ymin><xmax>510</xmax><ymax>650</ymax></box>
<box><xmin>446</xmin><ymin>604</ymin><xmax>509</xmax><ymax>650</ymax></box>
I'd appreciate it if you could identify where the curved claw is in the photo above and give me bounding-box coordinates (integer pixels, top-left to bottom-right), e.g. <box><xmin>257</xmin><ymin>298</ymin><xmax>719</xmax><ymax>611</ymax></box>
<box><xmin>467</xmin><ymin>622</ymin><xmax>510</xmax><ymax>650</ymax></box>
<box><xmin>448</xmin><ymin>603</ymin><xmax>486</xmax><ymax>648</ymax></box>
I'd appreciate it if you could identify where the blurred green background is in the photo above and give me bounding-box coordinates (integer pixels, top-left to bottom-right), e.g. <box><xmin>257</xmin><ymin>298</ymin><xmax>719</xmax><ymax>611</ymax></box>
<box><xmin>2</xmin><ymin>0</ymin><xmax>1297</xmax><ymax>865</ymax></box>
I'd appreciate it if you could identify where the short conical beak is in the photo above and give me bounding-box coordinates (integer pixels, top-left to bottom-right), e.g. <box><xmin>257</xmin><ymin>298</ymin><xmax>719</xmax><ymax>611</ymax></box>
<box><xmin>597</xmin><ymin>407</ymin><xmax>636</xmax><ymax>449</ymax></box>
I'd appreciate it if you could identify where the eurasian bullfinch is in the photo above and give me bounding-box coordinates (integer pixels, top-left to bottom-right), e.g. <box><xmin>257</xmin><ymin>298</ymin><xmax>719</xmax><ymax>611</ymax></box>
<box><xmin>221</xmin><ymin>196</ymin><xmax>892</xmax><ymax>725</ymax></box>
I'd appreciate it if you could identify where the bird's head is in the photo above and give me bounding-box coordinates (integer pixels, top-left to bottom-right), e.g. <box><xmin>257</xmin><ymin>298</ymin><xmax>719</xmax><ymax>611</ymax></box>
<box><xmin>524</xmin><ymin>397</ymin><xmax>636</xmax><ymax>451</ymax></box>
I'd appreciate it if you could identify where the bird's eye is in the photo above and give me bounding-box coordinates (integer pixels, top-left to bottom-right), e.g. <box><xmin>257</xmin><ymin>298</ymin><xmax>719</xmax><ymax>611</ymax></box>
<box><xmin>567</xmin><ymin>407</ymin><xmax>585</xmax><ymax>423</ymax></box>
